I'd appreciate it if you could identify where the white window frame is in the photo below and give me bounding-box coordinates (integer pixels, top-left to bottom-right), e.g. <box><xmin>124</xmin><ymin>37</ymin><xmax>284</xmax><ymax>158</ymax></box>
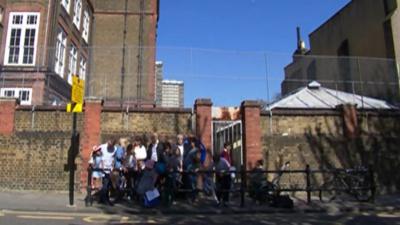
<box><xmin>4</xmin><ymin>12</ymin><xmax>40</xmax><ymax>66</ymax></box>
<box><xmin>73</xmin><ymin>0</ymin><xmax>82</xmax><ymax>29</ymax></box>
<box><xmin>67</xmin><ymin>44</ymin><xmax>77</xmax><ymax>84</ymax></box>
<box><xmin>82</xmin><ymin>10</ymin><xmax>90</xmax><ymax>42</ymax></box>
<box><xmin>79</xmin><ymin>56</ymin><xmax>86</xmax><ymax>81</ymax></box>
<box><xmin>0</xmin><ymin>88</ymin><xmax>32</xmax><ymax>105</ymax></box>
<box><xmin>54</xmin><ymin>28</ymin><xmax>67</xmax><ymax>78</ymax></box>
<box><xmin>61</xmin><ymin>0</ymin><xmax>71</xmax><ymax>14</ymax></box>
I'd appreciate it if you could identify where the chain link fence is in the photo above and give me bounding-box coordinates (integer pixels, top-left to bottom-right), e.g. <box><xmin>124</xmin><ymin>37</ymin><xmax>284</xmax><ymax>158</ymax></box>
<box><xmin>0</xmin><ymin>46</ymin><xmax>399</xmax><ymax>106</ymax></box>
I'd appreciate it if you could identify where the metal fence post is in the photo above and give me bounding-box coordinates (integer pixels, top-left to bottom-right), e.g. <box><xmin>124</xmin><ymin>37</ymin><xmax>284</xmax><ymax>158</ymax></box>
<box><xmin>240</xmin><ymin>165</ymin><xmax>245</xmax><ymax>207</ymax></box>
<box><xmin>85</xmin><ymin>167</ymin><xmax>92</xmax><ymax>206</ymax></box>
<box><xmin>306</xmin><ymin>164</ymin><xmax>311</xmax><ymax>204</ymax></box>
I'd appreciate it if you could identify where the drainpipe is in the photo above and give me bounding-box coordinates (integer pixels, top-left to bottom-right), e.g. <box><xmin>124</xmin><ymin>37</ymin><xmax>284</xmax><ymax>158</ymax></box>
<box><xmin>120</xmin><ymin>0</ymin><xmax>128</xmax><ymax>108</ymax></box>
<box><xmin>136</xmin><ymin>0</ymin><xmax>145</xmax><ymax>107</ymax></box>
<box><xmin>42</xmin><ymin>0</ymin><xmax>52</xmax><ymax>67</ymax></box>
<box><xmin>31</xmin><ymin>105</ymin><xmax>36</xmax><ymax>130</ymax></box>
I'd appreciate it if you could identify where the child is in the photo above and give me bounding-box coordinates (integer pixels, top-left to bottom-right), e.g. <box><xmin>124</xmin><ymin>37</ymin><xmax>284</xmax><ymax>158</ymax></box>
<box><xmin>164</xmin><ymin>146</ymin><xmax>183</xmax><ymax>205</ymax></box>
<box><xmin>88</xmin><ymin>145</ymin><xmax>103</xmax><ymax>190</ymax></box>
<box><xmin>125</xmin><ymin>143</ymin><xmax>137</xmax><ymax>200</ymax></box>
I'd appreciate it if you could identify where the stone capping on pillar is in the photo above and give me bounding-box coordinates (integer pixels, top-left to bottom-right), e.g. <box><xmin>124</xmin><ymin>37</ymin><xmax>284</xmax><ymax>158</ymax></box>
<box><xmin>84</xmin><ymin>96</ymin><xmax>104</xmax><ymax>105</ymax></box>
<box><xmin>195</xmin><ymin>98</ymin><xmax>212</xmax><ymax>107</ymax></box>
<box><xmin>241</xmin><ymin>100</ymin><xmax>261</xmax><ymax>108</ymax></box>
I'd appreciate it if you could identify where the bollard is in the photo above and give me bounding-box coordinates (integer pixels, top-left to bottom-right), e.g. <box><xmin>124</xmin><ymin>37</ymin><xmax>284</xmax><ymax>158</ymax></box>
<box><xmin>85</xmin><ymin>167</ymin><xmax>93</xmax><ymax>206</ymax></box>
<box><xmin>306</xmin><ymin>164</ymin><xmax>311</xmax><ymax>204</ymax></box>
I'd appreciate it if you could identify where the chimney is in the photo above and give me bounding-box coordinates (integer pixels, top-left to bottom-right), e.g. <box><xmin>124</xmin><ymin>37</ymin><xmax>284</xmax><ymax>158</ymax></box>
<box><xmin>294</xmin><ymin>26</ymin><xmax>308</xmax><ymax>56</ymax></box>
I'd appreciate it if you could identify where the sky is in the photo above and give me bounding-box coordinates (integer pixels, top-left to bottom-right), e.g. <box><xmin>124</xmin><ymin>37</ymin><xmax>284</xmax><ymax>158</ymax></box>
<box><xmin>156</xmin><ymin>0</ymin><xmax>351</xmax><ymax>107</ymax></box>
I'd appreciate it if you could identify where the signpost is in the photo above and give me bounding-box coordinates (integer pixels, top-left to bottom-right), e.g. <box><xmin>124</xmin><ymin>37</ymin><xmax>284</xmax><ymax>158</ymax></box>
<box><xmin>66</xmin><ymin>75</ymin><xmax>84</xmax><ymax>206</ymax></box>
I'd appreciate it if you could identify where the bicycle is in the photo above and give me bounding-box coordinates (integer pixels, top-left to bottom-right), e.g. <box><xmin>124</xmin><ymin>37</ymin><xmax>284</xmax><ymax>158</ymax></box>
<box><xmin>319</xmin><ymin>167</ymin><xmax>372</xmax><ymax>203</ymax></box>
<box><xmin>248</xmin><ymin>162</ymin><xmax>290</xmax><ymax>205</ymax></box>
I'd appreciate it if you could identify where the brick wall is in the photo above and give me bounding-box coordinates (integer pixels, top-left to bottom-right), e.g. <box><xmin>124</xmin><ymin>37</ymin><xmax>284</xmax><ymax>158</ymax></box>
<box><xmin>0</xmin><ymin>132</ymin><xmax>75</xmax><ymax>191</ymax></box>
<box><xmin>101</xmin><ymin>109</ymin><xmax>192</xmax><ymax>139</ymax></box>
<box><xmin>14</xmin><ymin>109</ymin><xmax>83</xmax><ymax>132</ymax></box>
<box><xmin>2</xmin><ymin>99</ymin><xmax>399</xmax><ymax>193</ymax></box>
<box><xmin>0</xmin><ymin>103</ymin><xmax>193</xmax><ymax>191</ymax></box>
<box><xmin>261</xmin><ymin>110</ymin><xmax>400</xmax><ymax>193</ymax></box>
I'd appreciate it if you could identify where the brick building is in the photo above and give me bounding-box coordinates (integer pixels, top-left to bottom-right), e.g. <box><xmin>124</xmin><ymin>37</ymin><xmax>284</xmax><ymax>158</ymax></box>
<box><xmin>282</xmin><ymin>0</ymin><xmax>400</xmax><ymax>103</ymax></box>
<box><xmin>0</xmin><ymin>0</ymin><xmax>93</xmax><ymax>105</ymax></box>
<box><xmin>0</xmin><ymin>0</ymin><xmax>160</xmax><ymax>107</ymax></box>
<box><xmin>88</xmin><ymin>0</ymin><xmax>159</xmax><ymax>107</ymax></box>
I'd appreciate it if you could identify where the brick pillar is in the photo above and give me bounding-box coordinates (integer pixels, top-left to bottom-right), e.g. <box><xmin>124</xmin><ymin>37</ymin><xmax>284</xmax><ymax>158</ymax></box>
<box><xmin>339</xmin><ymin>103</ymin><xmax>359</xmax><ymax>138</ymax></box>
<box><xmin>241</xmin><ymin>100</ymin><xmax>262</xmax><ymax>169</ymax></box>
<box><xmin>195</xmin><ymin>98</ymin><xmax>213</xmax><ymax>150</ymax></box>
<box><xmin>80</xmin><ymin>97</ymin><xmax>103</xmax><ymax>190</ymax></box>
<box><xmin>0</xmin><ymin>98</ymin><xmax>17</xmax><ymax>136</ymax></box>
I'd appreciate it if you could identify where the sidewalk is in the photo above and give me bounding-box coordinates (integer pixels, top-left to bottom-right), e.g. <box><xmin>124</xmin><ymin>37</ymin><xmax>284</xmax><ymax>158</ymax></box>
<box><xmin>0</xmin><ymin>190</ymin><xmax>399</xmax><ymax>215</ymax></box>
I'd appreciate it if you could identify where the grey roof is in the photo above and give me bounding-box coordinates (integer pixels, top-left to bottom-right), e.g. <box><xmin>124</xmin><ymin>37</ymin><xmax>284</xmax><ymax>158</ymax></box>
<box><xmin>266</xmin><ymin>81</ymin><xmax>397</xmax><ymax>110</ymax></box>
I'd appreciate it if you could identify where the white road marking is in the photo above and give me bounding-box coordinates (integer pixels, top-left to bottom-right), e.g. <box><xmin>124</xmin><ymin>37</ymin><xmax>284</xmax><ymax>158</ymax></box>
<box><xmin>377</xmin><ymin>212</ymin><xmax>400</xmax><ymax>218</ymax></box>
<box><xmin>1</xmin><ymin>209</ymin><xmax>110</xmax><ymax>217</ymax></box>
<box><xmin>17</xmin><ymin>215</ymin><xmax>74</xmax><ymax>220</ymax></box>
<box><xmin>83</xmin><ymin>215</ymin><xmax>114</xmax><ymax>223</ymax></box>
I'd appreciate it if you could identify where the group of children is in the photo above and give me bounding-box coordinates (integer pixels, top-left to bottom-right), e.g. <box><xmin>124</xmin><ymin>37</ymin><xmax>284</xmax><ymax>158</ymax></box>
<box><xmin>88</xmin><ymin>133</ymin><xmax>234</xmax><ymax>207</ymax></box>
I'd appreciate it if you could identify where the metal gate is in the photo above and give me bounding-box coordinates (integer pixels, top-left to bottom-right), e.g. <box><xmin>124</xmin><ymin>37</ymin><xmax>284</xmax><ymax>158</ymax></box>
<box><xmin>212</xmin><ymin>120</ymin><xmax>243</xmax><ymax>169</ymax></box>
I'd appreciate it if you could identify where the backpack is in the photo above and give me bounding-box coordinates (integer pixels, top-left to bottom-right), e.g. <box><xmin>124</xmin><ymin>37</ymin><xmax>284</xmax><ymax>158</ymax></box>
<box><xmin>270</xmin><ymin>195</ymin><xmax>294</xmax><ymax>209</ymax></box>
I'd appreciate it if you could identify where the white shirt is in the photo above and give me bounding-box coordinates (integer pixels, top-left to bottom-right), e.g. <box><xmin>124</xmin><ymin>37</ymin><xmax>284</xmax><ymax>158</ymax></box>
<box><xmin>126</xmin><ymin>155</ymin><xmax>136</xmax><ymax>169</ymax></box>
<box><xmin>177</xmin><ymin>144</ymin><xmax>184</xmax><ymax>162</ymax></box>
<box><xmin>151</xmin><ymin>141</ymin><xmax>158</xmax><ymax>162</ymax></box>
<box><xmin>134</xmin><ymin>145</ymin><xmax>147</xmax><ymax>160</ymax></box>
<box><xmin>100</xmin><ymin>144</ymin><xmax>116</xmax><ymax>174</ymax></box>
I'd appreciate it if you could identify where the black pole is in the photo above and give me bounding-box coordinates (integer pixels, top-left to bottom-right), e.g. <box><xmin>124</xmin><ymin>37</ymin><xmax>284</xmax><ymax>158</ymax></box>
<box><xmin>306</xmin><ymin>164</ymin><xmax>311</xmax><ymax>204</ymax></box>
<box><xmin>240</xmin><ymin>165</ymin><xmax>245</xmax><ymax>207</ymax></box>
<box><xmin>85</xmin><ymin>167</ymin><xmax>93</xmax><ymax>206</ymax></box>
<box><xmin>69</xmin><ymin>112</ymin><xmax>78</xmax><ymax>206</ymax></box>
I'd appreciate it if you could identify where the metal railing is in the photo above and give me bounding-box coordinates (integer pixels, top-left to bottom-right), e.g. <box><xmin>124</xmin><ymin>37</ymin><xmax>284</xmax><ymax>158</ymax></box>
<box><xmin>84</xmin><ymin>164</ymin><xmax>375</xmax><ymax>207</ymax></box>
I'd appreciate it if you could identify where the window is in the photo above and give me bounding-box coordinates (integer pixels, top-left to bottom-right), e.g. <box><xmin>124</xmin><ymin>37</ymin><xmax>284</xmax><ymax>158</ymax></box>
<box><xmin>61</xmin><ymin>0</ymin><xmax>70</xmax><ymax>13</ymax></box>
<box><xmin>67</xmin><ymin>44</ymin><xmax>77</xmax><ymax>84</ymax></box>
<box><xmin>54</xmin><ymin>28</ymin><xmax>67</xmax><ymax>77</ymax></box>
<box><xmin>79</xmin><ymin>56</ymin><xmax>86</xmax><ymax>80</ymax></box>
<box><xmin>0</xmin><ymin>88</ymin><xmax>32</xmax><ymax>105</ymax></box>
<box><xmin>73</xmin><ymin>0</ymin><xmax>82</xmax><ymax>29</ymax></box>
<box><xmin>3</xmin><ymin>89</ymin><xmax>15</xmax><ymax>97</ymax></box>
<box><xmin>82</xmin><ymin>10</ymin><xmax>90</xmax><ymax>42</ymax></box>
<box><xmin>4</xmin><ymin>13</ymin><xmax>40</xmax><ymax>66</ymax></box>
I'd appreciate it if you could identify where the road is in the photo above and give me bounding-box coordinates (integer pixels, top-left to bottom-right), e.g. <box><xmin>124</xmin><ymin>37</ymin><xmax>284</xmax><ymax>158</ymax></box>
<box><xmin>1</xmin><ymin>209</ymin><xmax>400</xmax><ymax>225</ymax></box>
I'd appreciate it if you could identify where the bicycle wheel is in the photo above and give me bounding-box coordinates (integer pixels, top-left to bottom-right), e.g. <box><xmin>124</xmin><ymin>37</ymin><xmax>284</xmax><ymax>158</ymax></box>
<box><xmin>351</xmin><ymin>177</ymin><xmax>371</xmax><ymax>202</ymax></box>
<box><xmin>319</xmin><ymin>180</ymin><xmax>338</xmax><ymax>203</ymax></box>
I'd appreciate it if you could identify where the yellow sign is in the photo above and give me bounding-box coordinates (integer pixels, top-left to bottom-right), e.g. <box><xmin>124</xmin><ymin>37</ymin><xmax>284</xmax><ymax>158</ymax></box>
<box><xmin>71</xmin><ymin>75</ymin><xmax>84</xmax><ymax>104</ymax></box>
<box><xmin>66</xmin><ymin>103</ymin><xmax>83</xmax><ymax>113</ymax></box>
